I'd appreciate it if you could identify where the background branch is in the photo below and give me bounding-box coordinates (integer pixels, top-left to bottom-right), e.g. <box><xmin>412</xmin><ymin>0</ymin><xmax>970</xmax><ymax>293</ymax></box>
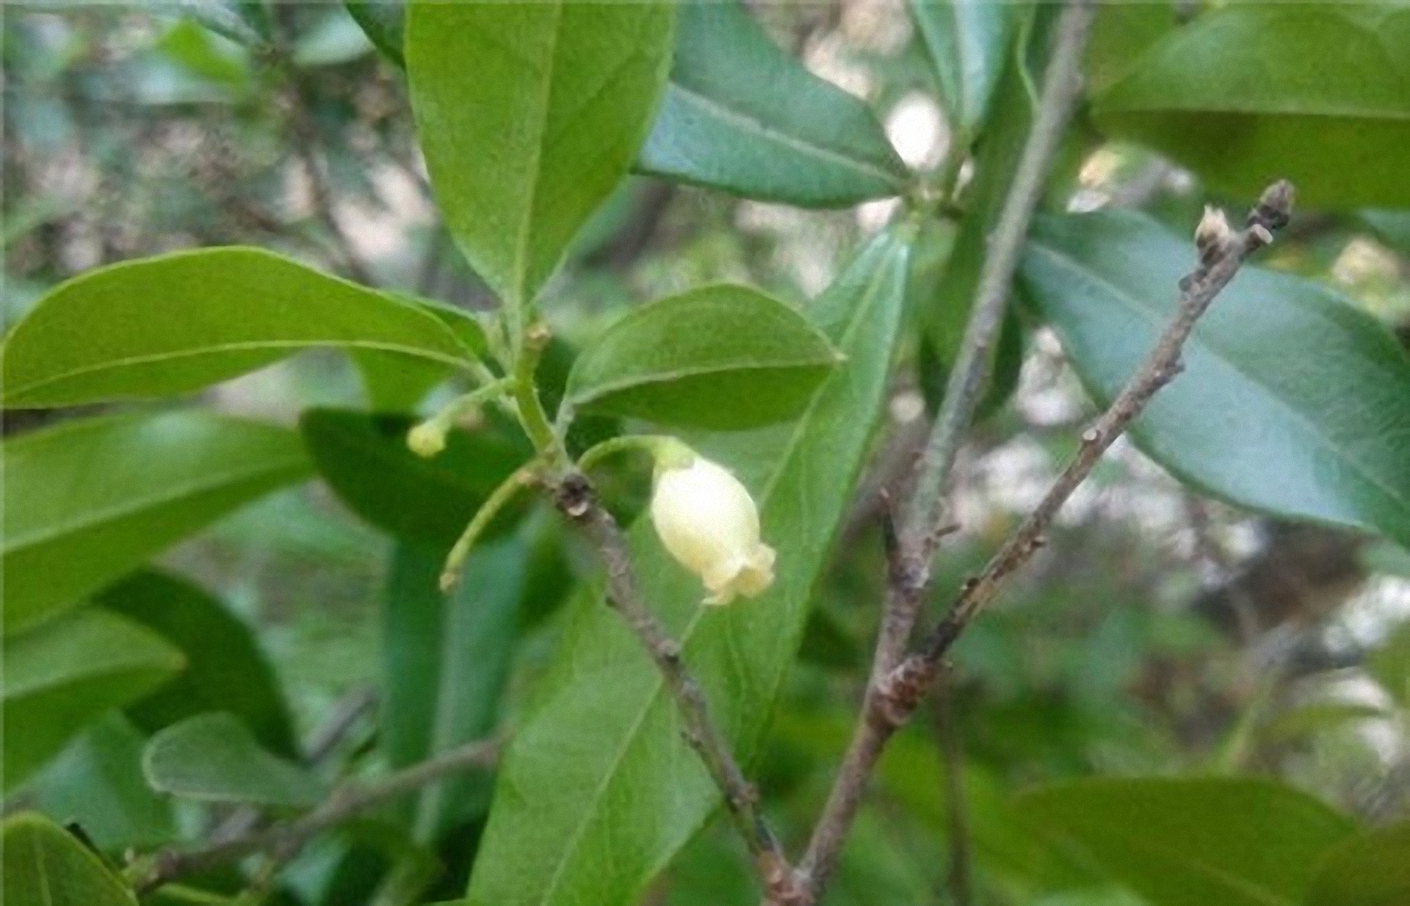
<box><xmin>794</xmin><ymin>3</ymin><xmax>1097</xmax><ymax>898</ymax></box>
<box><xmin>132</xmin><ymin>735</ymin><xmax>501</xmax><ymax>894</ymax></box>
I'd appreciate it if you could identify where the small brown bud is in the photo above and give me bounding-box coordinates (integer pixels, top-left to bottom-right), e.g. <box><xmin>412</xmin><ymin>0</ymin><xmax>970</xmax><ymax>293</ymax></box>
<box><xmin>1249</xmin><ymin>179</ymin><xmax>1294</xmax><ymax>231</ymax></box>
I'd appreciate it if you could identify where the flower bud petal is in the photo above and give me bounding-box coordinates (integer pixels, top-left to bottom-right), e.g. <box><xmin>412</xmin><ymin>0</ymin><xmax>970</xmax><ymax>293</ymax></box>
<box><xmin>649</xmin><ymin>454</ymin><xmax>775</xmax><ymax>605</ymax></box>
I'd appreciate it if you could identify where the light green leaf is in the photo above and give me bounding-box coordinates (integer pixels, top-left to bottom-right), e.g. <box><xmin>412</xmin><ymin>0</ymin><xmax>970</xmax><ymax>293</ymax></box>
<box><xmin>638</xmin><ymin>0</ymin><xmax>908</xmax><ymax>207</ymax></box>
<box><xmin>1015</xmin><ymin>778</ymin><xmax>1357</xmax><ymax>906</ymax></box>
<box><xmin>0</xmin><ymin>247</ymin><xmax>475</xmax><ymax>408</ymax></box>
<box><xmin>300</xmin><ymin>408</ymin><xmax>532</xmax><ymax>547</ymax></box>
<box><xmin>381</xmin><ymin>539</ymin><xmax>525</xmax><ymax>842</ymax></box>
<box><xmin>2</xmin><ymin>813</ymin><xmax>137</xmax><ymax>906</ymax></box>
<box><xmin>97</xmin><ymin>569</ymin><xmax>297</xmax><ymax>757</ymax></box>
<box><xmin>565</xmin><ymin>284</ymin><xmax>841</xmax><ymax>429</ymax></box>
<box><xmin>909</xmin><ymin>0</ymin><xmax>1020</xmax><ymax>144</ymax></box>
<box><xmin>293</xmin><ymin>8</ymin><xmax>373</xmax><ymax>68</ymax></box>
<box><xmin>2</xmin><ymin>410</ymin><xmax>312</xmax><ymax>633</ymax></box>
<box><xmin>3</xmin><ymin>610</ymin><xmax>185</xmax><ymax>792</ymax></box>
<box><xmin>27</xmin><ymin>714</ymin><xmax>176</xmax><ymax>852</ymax></box>
<box><xmin>1092</xmin><ymin>4</ymin><xmax>1410</xmax><ymax>208</ymax></box>
<box><xmin>465</xmin><ymin>229</ymin><xmax>912</xmax><ymax>906</ymax></box>
<box><xmin>1020</xmin><ymin>210</ymin><xmax>1410</xmax><ymax>550</ymax></box>
<box><xmin>1368</xmin><ymin>620</ymin><xmax>1410</xmax><ymax>707</ymax></box>
<box><xmin>407</xmin><ymin>0</ymin><xmax>674</xmax><ymax>312</ymax></box>
<box><xmin>1306</xmin><ymin>820</ymin><xmax>1410</xmax><ymax>906</ymax></box>
<box><xmin>142</xmin><ymin>712</ymin><xmax>323</xmax><ymax>807</ymax></box>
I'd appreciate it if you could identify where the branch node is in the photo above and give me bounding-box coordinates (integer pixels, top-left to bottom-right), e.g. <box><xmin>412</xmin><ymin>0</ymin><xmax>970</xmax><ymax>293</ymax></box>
<box><xmin>554</xmin><ymin>471</ymin><xmax>593</xmax><ymax>519</ymax></box>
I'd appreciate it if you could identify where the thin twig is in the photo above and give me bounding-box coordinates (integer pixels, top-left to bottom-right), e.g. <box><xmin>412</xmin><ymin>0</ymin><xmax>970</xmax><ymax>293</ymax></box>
<box><xmin>552</xmin><ymin>473</ymin><xmax>805</xmax><ymax>905</ymax></box>
<box><xmin>132</xmin><ymin>736</ymin><xmax>502</xmax><ymax>895</ymax></box>
<box><xmin>891</xmin><ymin>180</ymin><xmax>1294</xmax><ymax>692</ymax></box>
<box><xmin>793</xmin><ymin>5</ymin><xmax>1097</xmax><ymax>898</ymax></box>
<box><xmin>930</xmin><ymin>677</ymin><xmax>971</xmax><ymax>906</ymax></box>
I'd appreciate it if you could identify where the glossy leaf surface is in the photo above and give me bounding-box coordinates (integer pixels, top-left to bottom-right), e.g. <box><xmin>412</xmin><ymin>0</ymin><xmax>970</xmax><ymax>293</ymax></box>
<box><xmin>639</xmin><ymin>0</ymin><xmax>908</xmax><ymax>207</ymax></box>
<box><xmin>142</xmin><ymin>712</ymin><xmax>323</xmax><ymax>807</ymax></box>
<box><xmin>1016</xmin><ymin>778</ymin><xmax>1356</xmax><ymax>906</ymax></box>
<box><xmin>565</xmin><ymin>284</ymin><xmax>840</xmax><ymax>429</ymax></box>
<box><xmin>1021</xmin><ymin>211</ymin><xmax>1410</xmax><ymax>549</ymax></box>
<box><xmin>3</xmin><ymin>411</ymin><xmax>312</xmax><ymax>633</ymax></box>
<box><xmin>407</xmin><ymin>0</ymin><xmax>673</xmax><ymax>310</ymax></box>
<box><xmin>3</xmin><ymin>609</ymin><xmax>185</xmax><ymax>792</ymax></box>
<box><xmin>2</xmin><ymin>813</ymin><xmax>137</xmax><ymax>906</ymax></box>
<box><xmin>1</xmin><ymin>247</ymin><xmax>474</xmax><ymax>408</ymax></box>
<box><xmin>1092</xmin><ymin>4</ymin><xmax>1410</xmax><ymax>208</ymax></box>
<box><xmin>465</xmin><ymin>229</ymin><xmax>911</xmax><ymax>906</ymax></box>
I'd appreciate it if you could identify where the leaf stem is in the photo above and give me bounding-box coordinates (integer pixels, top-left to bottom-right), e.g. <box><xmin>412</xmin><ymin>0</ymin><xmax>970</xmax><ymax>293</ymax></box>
<box><xmin>439</xmin><ymin>464</ymin><xmax>539</xmax><ymax>592</ymax></box>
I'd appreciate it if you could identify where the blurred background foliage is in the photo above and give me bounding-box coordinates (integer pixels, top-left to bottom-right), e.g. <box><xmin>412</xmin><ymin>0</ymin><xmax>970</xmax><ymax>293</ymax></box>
<box><xmin>4</xmin><ymin>2</ymin><xmax>1410</xmax><ymax>905</ymax></box>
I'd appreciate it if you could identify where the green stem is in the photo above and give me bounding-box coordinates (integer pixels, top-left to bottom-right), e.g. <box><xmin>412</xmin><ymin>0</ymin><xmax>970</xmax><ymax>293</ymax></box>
<box><xmin>439</xmin><ymin>465</ymin><xmax>537</xmax><ymax>592</ymax></box>
<box><xmin>575</xmin><ymin>434</ymin><xmax>683</xmax><ymax>476</ymax></box>
<box><xmin>511</xmin><ymin>323</ymin><xmax>560</xmax><ymax>457</ymax></box>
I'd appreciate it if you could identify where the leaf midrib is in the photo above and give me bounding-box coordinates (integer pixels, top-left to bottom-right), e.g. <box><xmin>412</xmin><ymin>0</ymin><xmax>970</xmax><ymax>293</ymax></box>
<box><xmin>532</xmin><ymin>240</ymin><xmax>901</xmax><ymax>906</ymax></box>
<box><xmin>4</xmin><ymin>454</ymin><xmax>308</xmax><ymax>552</ymax></box>
<box><xmin>511</xmin><ymin>0</ymin><xmax>564</xmax><ymax>309</ymax></box>
<box><xmin>668</xmin><ymin>81</ymin><xmax>905</xmax><ymax>189</ymax></box>
<box><xmin>570</xmin><ymin>358</ymin><xmax>837</xmax><ymax>407</ymax></box>
<box><xmin>5</xmin><ymin>339</ymin><xmax>474</xmax><ymax>403</ymax></box>
<box><xmin>1027</xmin><ymin>240</ymin><xmax>1410</xmax><ymax>518</ymax></box>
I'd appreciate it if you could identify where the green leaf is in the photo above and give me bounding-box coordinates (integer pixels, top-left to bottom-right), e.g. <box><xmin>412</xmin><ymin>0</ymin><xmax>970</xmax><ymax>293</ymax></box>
<box><xmin>1015</xmin><ymin>778</ymin><xmax>1357</xmax><ymax>906</ymax></box>
<box><xmin>909</xmin><ymin>0</ymin><xmax>1020</xmax><ymax>144</ymax></box>
<box><xmin>407</xmin><ymin>1</ymin><xmax>674</xmax><ymax>312</ymax></box>
<box><xmin>0</xmin><ymin>247</ymin><xmax>475</xmax><ymax>408</ymax></box>
<box><xmin>2</xmin><ymin>610</ymin><xmax>185</xmax><ymax>792</ymax></box>
<box><xmin>638</xmin><ymin>0</ymin><xmax>908</xmax><ymax>207</ymax></box>
<box><xmin>345</xmin><ymin>1</ymin><xmax>404</xmax><ymax>67</ymax></box>
<box><xmin>1368</xmin><ymin>620</ymin><xmax>1410</xmax><ymax>707</ymax></box>
<box><xmin>565</xmin><ymin>284</ymin><xmax>841</xmax><ymax>429</ymax></box>
<box><xmin>2</xmin><ymin>813</ymin><xmax>137</xmax><ymax>906</ymax></box>
<box><xmin>26</xmin><ymin>714</ymin><xmax>176</xmax><ymax>852</ymax></box>
<box><xmin>1306</xmin><ymin>820</ymin><xmax>1410</xmax><ymax>906</ymax></box>
<box><xmin>2</xmin><ymin>410</ymin><xmax>312</xmax><ymax>633</ymax></box>
<box><xmin>465</xmin><ymin>229</ymin><xmax>912</xmax><ymax>906</ymax></box>
<box><xmin>96</xmin><ymin>569</ymin><xmax>297</xmax><ymax>757</ymax></box>
<box><xmin>1091</xmin><ymin>4</ymin><xmax>1410</xmax><ymax>209</ymax></box>
<box><xmin>1020</xmin><ymin>211</ymin><xmax>1410</xmax><ymax>550</ymax></box>
<box><xmin>142</xmin><ymin>713</ymin><xmax>323</xmax><ymax>807</ymax></box>
<box><xmin>300</xmin><ymin>408</ymin><xmax>531</xmax><ymax>547</ymax></box>
<box><xmin>381</xmin><ymin>539</ymin><xmax>525</xmax><ymax>841</ymax></box>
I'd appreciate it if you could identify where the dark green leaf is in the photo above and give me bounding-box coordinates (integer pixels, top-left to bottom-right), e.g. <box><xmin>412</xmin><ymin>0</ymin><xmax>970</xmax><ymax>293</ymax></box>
<box><xmin>565</xmin><ymin>284</ymin><xmax>841</xmax><ymax>429</ymax></box>
<box><xmin>465</xmin><ymin>229</ymin><xmax>912</xmax><ymax>906</ymax></box>
<box><xmin>1306</xmin><ymin>820</ymin><xmax>1410</xmax><ymax>906</ymax></box>
<box><xmin>1</xmin><ymin>247</ymin><xmax>476</xmax><ymax>408</ymax></box>
<box><xmin>346</xmin><ymin>1</ymin><xmax>404</xmax><ymax>66</ymax></box>
<box><xmin>300</xmin><ymin>408</ymin><xmax>531</xmax><ymax>547</ymax></box>
<box><xmin>1015</xmin><ymin>777</ymin><xmax>1357</xmax><ymax>906</ymax></box>
<box><xmin>97</xmin><ymin>569</ymin><xmax>297</xmax><ymax>757</ymax></box>
<box><xmin>3</xmin><ymin>610</ymin><xmax>185</xmax><ymax>792</ymax></box>
<box><xmin>2</xmin><ymin>813</ymin><xmax>137</xmax><ymax>906</ymax></box>
<box><xmin>3</xmin><ymin>411</ymin><xmax>312</xmax><ymax>633</ymax></box>
<box><xmin>1021</xmin><ymin>211</ymin><xmax>1410</xmax><ymax>550</ymax></box>
<box><xmin>142</xmin><ymin>713</ymin><xmax>323</xmax><ymax>807</ymax></box>
<box><xmin>909</xmin><ymin>0</ymin><xmax>1020</xmax><ymax>144</ymax></box>
<box><xmin>407</xmin><ymin>1</ymin><xmax>674</xmax><ymax>311</ymax></box>
<box><xmin>27</xmin><ymin>714</ymin><xmax>176</xmax><ymax>852</ymax></box>
<box><xmin>638</xmin><ymin>0</ymin><xmax>908</xmax><ymax>207</ymax></box>
<box><xmin>1083</xmin><ymin>1</ymin><xmax>1177</xmax><ymax>97</ymax></box>
<box><xmin>381</xmin><ymin>539</ymin><xmax>525</xmax><ymax>841</ymax></box>
<box><xmin>1092</xmin><ymin>4</ymin><xmax>1410</xmax><ymax>208</ymax></box>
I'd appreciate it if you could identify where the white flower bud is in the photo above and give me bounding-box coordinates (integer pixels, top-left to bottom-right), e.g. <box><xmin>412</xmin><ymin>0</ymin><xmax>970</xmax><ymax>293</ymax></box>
<box><xmin>649</xmin><ymin>452</ymin><xmax>776</xmax><ymax>606</ymax></box>
<box><xmin>407</xmin><ymin>420</ymin><xmax>447</xmax><ymax>458</ymax></box>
